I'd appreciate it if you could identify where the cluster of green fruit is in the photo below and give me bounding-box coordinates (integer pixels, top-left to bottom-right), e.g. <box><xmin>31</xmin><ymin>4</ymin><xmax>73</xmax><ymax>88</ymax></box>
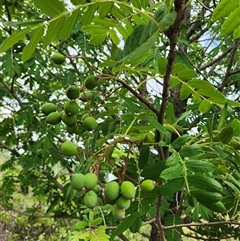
<box><xmin>70</xmin><ymin>173</ymin><xmax>100</xmax><ymax>208</ymax></box>
<box><xmin>104</xmin><ymin>180</ymin><xmax>136</xmax><ymax>220</ymax></box>
<box><xmin>70</xmin><ymin>172</ymin><xmax>156</xmax><ymax>220</ymax></box>
<box><xmin>40</xmin><ymin>66</ymin><xmax>100</xmax><ymax>156</ymax></box>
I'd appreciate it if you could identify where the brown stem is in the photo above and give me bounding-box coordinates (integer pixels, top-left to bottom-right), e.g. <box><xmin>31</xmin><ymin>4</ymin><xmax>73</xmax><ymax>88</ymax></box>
<box><xmin>199</xmin><ymin>47</ymin><xmax>233</xmax><ymax>71</ymax></box>
<box><xmin>219</xmin><ymin>40</ymin><xmax>239</xmax><ymax>92</ymax></box>
<box><xmin>163</xmin><ymin>220</ymin><xmax>240</xmax><ymax>230</ymax></box>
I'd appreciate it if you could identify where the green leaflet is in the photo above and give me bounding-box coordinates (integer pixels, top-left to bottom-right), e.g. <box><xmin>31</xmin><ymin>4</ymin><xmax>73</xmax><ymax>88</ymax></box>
<box><xmin>98</xmin><ymin>2</ymin><xmax>114</xmax><ymax>19</ymax></box>
<box><xmin>217</xmin><ymin>103</ymin><xmax>228</xmax><ymax>130</ymax></box>
<box><xmin>180</xmin><ymin>83</ymin><xmax>192</xmax><ymax>100</ymax></box>
<box><xmin>71</xmin><ymin>0</ymin><xmax>86</xmax><ymax>5</ymax></box>
<box><xmin>158</xmin><ymin>57</ymin><xmax>168</xmax><ymax>75</ymax></box>
<box><xmin>198</xmin><ymin>200</ymin><xmax>226</xmax><ymax>213</ymax></box>
<box><xmin>187</xmin><ymin>174</ymin><xmax>223</xmax><ymax>193</ymax></box>
<box><xmin>218</xmin><ymin>127</ymin><xmax>234</xmax><ymax>144</ymax></box>
<box><xmin>59</xmin><ymin>9</ymin><xmax>80</xmax><ymax>39</ymax></box>
<box><xmin>123</xmin><ymin>24</ymin><xmax>146</xmax><ymax>56</ymax></box>
<box><xmin>43</xmin><ymin>16</ymin><xmax>66</xmax><ymax>48</ymax></box>
<box><xmin>101</xmin><ymin>118</ymin><xmax>109</xmax><ymax>136</ymax></box>
<box><xmin>158</xmin><ymin>11</ymin><xmax>177</xmax><ymax>30</ymax></box>
<box><xmin>221</xmin><ymin>8</ymin><xmax>240</xmax><ymax>36</ymax></box>
<box><xmin>0</xmin><ymin>28</ymin><xmax>30</xmax><ymax>52</ymax></box>
<box><xmin>113</xmin><ymin>212</ymin><xmax>138</xmax><ymax>237</ymax></box>
<box><xmin>82</xmin><ymin>3</ymin><xmax>99</xmax><ymax>26</ymax></box>
<box><xmin>160</xmin><ymin>163</ymin><xmax>184</xmax><ymax>180</ymax></box>
<box><xmin>141</xmin><ymin>161</ymin><xmax>166</xmax><ymax>179</ymax></box>
<box><xmin>22</xmin><ymin>25</ymin><xmax>45</xmax><ymax>62</ymax></box>
<box><xmin>190</xmin><ymin>189</ymin><xmax>223</xmax><ymax>203</ymax></box>
<box><xmin>186</xmin><ymin>160</ymin><xmax>216</xmax><ymax>173</ymax></box>
<box><xmin>199</xmin><ymin>99</ymin><xmax>212</xmax><ymax>114</ymax></box>
<box><xmin>129</xmin><ymin>215</ymin><xmax>142</xmax><ymax>233</ymax></box>
<box><xmin>157</xmin><ymin>177</ymin><xmax>184</xmax><ymax>195</ymax></box>
<box><xmin>171</xmin><ymin>135</ymin><xmax>191</xmax><ymax>149</ymax></box>
<box><xmin>32</xmin><ymin>0</ymin><xmax>65</xmax><ymax>17</ymax></box>
<box><xmin>179</xmin><ymin>145</ymin><xmax>202</xmax><ymax>158</ymax></box>
<box><xmin>165</xmin><ymin>103</ymin><xmax>177</xmax><ymax>125</ymax></box>
<box><xmin>226</xmin><ymin>119</ymin><xmax>240</xmax><ymax>136</ymax></box>
<box><xmin>139</xmin><ymin>146</ymin><xmax>150</xmax><ymax>169</ymax></box>
<box><xmin>212</xmin><ymin>0</ymin><xmax>238</xmax><ymax>21</ymax></box>
<box><xmin>82</xmin><ymin>25</ymin><xmax>109</xmax><ymax>45</ymax></box>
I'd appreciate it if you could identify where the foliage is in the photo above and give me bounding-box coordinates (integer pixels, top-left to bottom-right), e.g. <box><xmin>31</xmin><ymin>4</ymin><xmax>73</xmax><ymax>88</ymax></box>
<box><xmin>0</xmin><ymin>0</ymin><xmax>240</xmax><ymax>240</ymax></box>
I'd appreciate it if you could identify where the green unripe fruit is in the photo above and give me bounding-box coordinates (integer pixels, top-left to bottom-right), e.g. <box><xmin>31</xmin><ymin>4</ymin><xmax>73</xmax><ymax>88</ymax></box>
<box><xmin>66</xmin><ymin>124</ymin><xmax>78</xmax><ymax>134</ymax></box>
<box><xmin>61</xmin><ymin>141</ymin><xmax>78</xmax><ymax>157</ymax></box>
<box><xmin>70</xmin><ymin>173</ymin><xmax>85</xmax><ymax>190</ymax></box>
<box><xmin>83</xmin><ymin>173</ymin><xmax>98</xmax><ymax>190</ymax></box>
<box><xmin>51</xmin><ymin>52</ymin><xmax>65</xmax><ymax>65</ymax></box>
<box><xmin>112</xmin><ymin>204</ymin><xmax>125</xmax><ymax>220</ymax></box>
<box><xmin>79</xmin><ymin>91</ymin><xmax>93</xmax><ymax>102</ymax></box>
<box><xmin>64</xmin><ymin>100</ymin><xmax>79</xmax><ymax>116</ymax></box>
<box><xmin>84</xmin><ymin>75</ymin><xmax>98</xmax><ymax>90</ymax></box>
<box><xmin>116</xmin><ymin>196</ymin><xmax>131</xmax><ymax>210</ymax></box>
<box><xmin>83</xmin><ymin>190</ymin><xmax>98</xmax><ymax>208</ymax></box>
<box><xmin>73</xmin><ymin>190</ymin><xmax>86</xmax><ymax>200</ymax></box>
<box><xmin>82</xmin><ymin>116</ymin><xmax>98</xmax><ymax>131</ymax></box>
<box><xmin>140</xmin><ymin>179</ymin><xmax>155</xmax><ymax>191</ymax></box>
<box><xmin>61</xmin><ymin>112</ymin><xmax>78</xmax><ymax>126</ymax></box>
<box><xmin>92</xmin><ymin>185</ymin><xmax>101</xmax><ymax>194</ymax></box>
<box><xmin>41</xmin><ymin>102</ymin><xmax>57</xmax><ymax>115</ymax></box>
<box><xmin>120</xmin><ymin>181</ymin><xmax>136</xmax><ymax>199</ymax></box>
<box><xmin>66</xmin><ymin>86</ymin><xmax>80</xmax><ymax>100</ymax></box>
<box><xmin>46</xmin><ymin>112</ymin><xmax>61</xmax><ymax>125</ymax></box>
<box><xmin>104</xmin><ymin>181</ymin><xmax>120</xmax><ymax>201</ymax></box>
<box><xmin>81</xmin><ymin>113</ymin><xmax>89</xmax><ymax>121</ymax></box>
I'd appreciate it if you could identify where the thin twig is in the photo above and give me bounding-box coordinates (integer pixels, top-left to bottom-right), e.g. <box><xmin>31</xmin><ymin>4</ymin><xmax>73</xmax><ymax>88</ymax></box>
<box><xmin>219</xmin><ymin>40</ymin><xmax>239</xmax><ymax>91</ymax></box>
<box><xmin>199</xmin><ymin>47</ymin><xmax>233</xmax><ymax>71</ymax></box>
<box><xmin>163</xmin><ymin>220</ymin><xmax>240</xmax><ymax>230</ymax></box>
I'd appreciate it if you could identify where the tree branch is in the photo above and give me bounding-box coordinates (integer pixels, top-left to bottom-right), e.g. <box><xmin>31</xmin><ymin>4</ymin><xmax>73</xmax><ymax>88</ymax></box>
<box><xmin>199</xmin><ymin>47</ymin><xmax>233</xmax><ymax>71</ymax></box>
<box><xmin>163</xmin><ymin>220</ymin><xmax>240</xmax><ymax>230</ymax></box>
<box><xmin>0</xmin><ymin>140</ymin><xmax>14</xmax><ymax>152</ymax></box>
<box><xmin>219</xmin><ymin>40</ymin><xmax>239</xmax><ymax>91</ymax></box>
<box><xmin>102</xmin><ymin>75</ymin><xmax>159</xmax><ymax>114</ymax></box>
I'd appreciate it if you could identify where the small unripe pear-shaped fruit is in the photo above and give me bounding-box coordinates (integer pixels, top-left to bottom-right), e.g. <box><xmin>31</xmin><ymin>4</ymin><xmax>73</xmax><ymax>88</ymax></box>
<box><xmin>61</xmin><ymin>112</ymin><xmax>78</xmax><ymax>126</ymax></box>
<box><xmin>82</xmin><ymin>116</ymin><xmax>98</xmax><ymax>130</ymax></box>
<box><xmin>112</xmin><ymin>204</ymin><xmax>125</xmax><ymax>220</ymax></box>
<box><xmin>116</xmin><ymin>196</ymin><xmax>131</xmax><ymax>210</ymax></box>
<box><xmin>51</xmin><ymin>52</ymin><xmax>65</xmax><ymax>65</ymax></box>
<box><xmin>83</xmin><ymin>173</ymin><xmax>98</xmax><ymax>190</ymax></box>
<box><xmin>83</xmin><ymin>190</ymin><xmax>98</xmax><ymax>208</ymax></box>
<box><xmin>64</xmin><ymin>100</ymin><xmax>79</xmax><ymax>116</ymax></box>
<box><xmin>84</xmin><ymin>75</ymin><xmax>98</xmax><ymax>90</ymax></box>
<box><xmin>104</xmin><ymin>181</ymin><xmax>120</xmax><ymax>201</ymax></box>
<box><xmin>66</xmin><ymin>86</ymin><xmax>80</xmax><ymax>100</ymax></box>
<box><xmin>140</xmin><ymin>179</ymin><xmax>155</xmax><ymax>191</ymax></box>
<box><xmin>41</xmin><ymin>102</ymin><xmax>57</xmax><ymax>115</ymax></box>
<box><xmin>46</xmin><ymin>112</ymin><xmax>61</xmax><ymax>125</ymax></box>
<box><xmin>79</xmin><ymin>91</ymin><xmax>93</xmax><ymax>102</ymax></box>
<box><xmin>120</xmin><ymin>181</ymin><xmax>136</xmax><ymax>199</ymax></box>
<box><xmin>70</xmin><ymin>173</ymin><xmax>85</xmax><ymax>190</ymax></box>
<box><xmin>61</xmin><ymin>141</ymin><xmax>78</xmax><ymax>157</ymax></box>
